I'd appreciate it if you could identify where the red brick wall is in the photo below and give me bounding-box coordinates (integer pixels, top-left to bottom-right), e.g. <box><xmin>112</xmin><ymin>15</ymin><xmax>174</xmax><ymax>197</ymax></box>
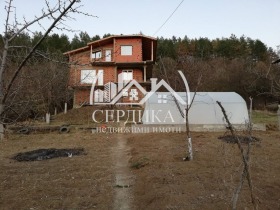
<box><xmin>103</xmin><ymin>66</ymin><xmax>116</xmax><ymax>83</ymax></box>
<box><xmin>68</xmin><ymin>38</ymin><xmax>145</xmax><ymax>87</ymax></box>
<box><xmin>69</xmin><ymin>50</ymin><xmax>90</xmax><ymax>64</ymax></box>
<box><xmin>74</xmin><ymin>89</ymin><xmax>91</xmax><ymax>106</ymax></box>
<box><xmin>70</xmin><ymin>66</ymin><xmax>116</xmax><ymax>87</ymax></box>
<box><xmin>70</xmin><ymin>66</ymin><xmax>144</xmax><ymax>90</ymax></box>
<box><xmin>133</xmin><ymin>69</ymin><xmax>143</xmax><ymax>82</ymax></box>
<box><xmin>68</xmin><ymin>50</ymin><xmax>91</xmax><ymax>86</ymax></box>
<box><xmin>114</xmin><ymin>38</ymin><xmax>142</xmax><ymax>62</ymax></box>
<box><xmin>67</xmin><ymin>36</ymin><xmax>155</xmax><ymax>107</ymax></box>
<box><xmin>73</xmin><ymin>68</ymin><xmax>144</xmax><ymax>106</ymax></box>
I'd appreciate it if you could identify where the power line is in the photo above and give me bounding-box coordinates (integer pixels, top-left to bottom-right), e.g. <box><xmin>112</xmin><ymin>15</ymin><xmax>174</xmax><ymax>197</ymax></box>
<box><xmin>153</xmin><ymin>0</ymin><xmax>185</xmax><ymax>36</ymax></box>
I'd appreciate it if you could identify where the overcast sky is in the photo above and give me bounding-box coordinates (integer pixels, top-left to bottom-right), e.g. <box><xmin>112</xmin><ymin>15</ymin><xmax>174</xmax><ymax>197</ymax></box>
<box><xmin>1</xmin><ymin>0</ymin><xmax>280</xmax><ymax>50</ymax></box>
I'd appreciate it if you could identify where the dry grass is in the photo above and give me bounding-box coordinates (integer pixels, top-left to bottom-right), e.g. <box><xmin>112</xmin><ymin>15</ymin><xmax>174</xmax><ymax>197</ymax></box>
<box><xmin>0</xmin><ymin>131</ymin><xmax>114</xmax><ymax>210</ymax></box>
<box><xmin>252</xmin><ymin>110</ymin><xmax>278</xmax><ymax>124</ymax></box>
<box><xmin>0</xmin><ymin>107</ymin><xmax>280</xmax><ymax>209</ymax></box>
<box><xmin>0</xmin><ymin>130</ymin><xmax>279</xmax><ymax>209</ymax></box>
<box><xmin>127</xmin><ymin>131</ymin><xmax>280</xmax><ymax>210</ymax></box>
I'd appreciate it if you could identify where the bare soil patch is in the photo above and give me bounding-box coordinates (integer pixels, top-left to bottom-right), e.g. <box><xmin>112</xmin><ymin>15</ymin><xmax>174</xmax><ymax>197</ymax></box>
<box><xmin>0</xmin><ymin>130</ymin><xmax>280</xmax><ymax>209</ymax></box>
<box><xmin>12</xmin><ymin>148</ymin><xmax>85</xmax><ymax>161</ymax></box>
<box><xmin>218</xmin><ymin>135</ymin><xmax>261</xmax><ymax>144</ymax></box>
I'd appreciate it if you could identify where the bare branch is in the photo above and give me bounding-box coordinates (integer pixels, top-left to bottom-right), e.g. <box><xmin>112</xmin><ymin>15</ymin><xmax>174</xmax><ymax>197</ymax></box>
<box><xmin>2</xmin><ymin>0</ymin><xmax>78</xmax><ymax>104</ymax></box>
<box><xmin>6</xmin><ymin>2</ymin><xmax>61</xmax><ymax>42</ymax></box>
<box><xmin>216</xmin><ymin>101</ymin><xmax>257</xmax><ymax>210</ymax></box>
<box><xmin>4</xmin><ymin>0</ymin><xmax>13</xmax><ymax>38</ymax></box>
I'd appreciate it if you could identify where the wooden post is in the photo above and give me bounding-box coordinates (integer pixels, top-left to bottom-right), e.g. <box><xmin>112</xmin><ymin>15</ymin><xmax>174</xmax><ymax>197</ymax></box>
<box><xmin>46</xmin><ymin>113</ymin><xmax>50</xmax><ymax>124</ymax></box>
<box><xmin>0</xmin><ymin>104</ymin><xmax>4</xmax><ymax>140</ymax></box>
<box><xmin>277</xmin><ymin>105</ymin><xmax>280</xmax><ymax>130</ymax></box>
<box><xmin>249</xmin><ymin>97</ymin><xmax>253</xmax><ymax>131</ymax></box>
<box><xmin>143</xmin><ymin>65</ymin><xmax>147</xmax><ymax>82</ymax></box>
<box><xmin>151</xmin><ymin>40</ymin><xmax>153</xmax><ymax>61</ymax></box>
<box><xmin>54</xmin><ymin>107</ymin><xmax>57</xmax><ymax>115</ymax></box>
<box><xmin>0</xmin><ymin>124</ymin><xmax>4</xmax><ymax>140</ymax></box>
<box><xmin>64</xmin><ymin>103</ymin><xmax>67</xmax><ymax>114</ymax></box>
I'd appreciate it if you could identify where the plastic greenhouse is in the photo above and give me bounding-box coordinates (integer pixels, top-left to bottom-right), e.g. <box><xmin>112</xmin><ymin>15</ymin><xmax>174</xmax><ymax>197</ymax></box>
<box><xmin>142</xmin><ymin>92</ymin><xmax>249</xmax><ymax>126</ymax></box>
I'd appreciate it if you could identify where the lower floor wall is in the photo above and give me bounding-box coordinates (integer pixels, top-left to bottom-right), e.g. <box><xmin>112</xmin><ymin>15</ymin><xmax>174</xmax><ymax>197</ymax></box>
<box><xmin>73</xmin><ymin>89</ymin><xmax>91</xmax><ymax>107</ymax></box>
<box><xmin>73</xmin><ymin>85</ymin><xmax>147</xmax><ymax>107</ymax></box>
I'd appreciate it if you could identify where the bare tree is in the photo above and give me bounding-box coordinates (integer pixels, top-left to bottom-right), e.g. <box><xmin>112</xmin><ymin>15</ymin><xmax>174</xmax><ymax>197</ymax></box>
<box><xmin>155</xmin><ymin>56</ymin><xmax>203</xmax><ymax>160</ymax></box>
<box><xmin>4</xmin><ymin>51</ymin><xmax>71</xmax><ymax>122</ymax></box>
<box><xmin>182</xmin><ymin>73</ymin><xmax>202</xmax><ymax>161</ymax></box>
<box><xmin>217</xmin><ymin>101</ymin><xmax>257</xmax><ymax>210</ymax></box>
<box><xmin>0</xmin><ymin>0</ymin><xmax>95</xmax><ymax>139</ymax></box>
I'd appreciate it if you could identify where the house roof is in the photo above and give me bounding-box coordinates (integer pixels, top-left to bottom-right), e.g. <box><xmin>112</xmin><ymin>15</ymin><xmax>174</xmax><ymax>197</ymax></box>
<box><xmin>63</xmin><ymin>45</ymin><xmax>90</xmax><ymax>55</ymax></box>
<box><xmin>63</xmin><ymin>34</ymin><xmax>157</xmax><ymax>55</ymax></box>
<box><xmin>87</xmin><ymin>34</ymin><xmax>157</xmax><ymax>46</ymax></box>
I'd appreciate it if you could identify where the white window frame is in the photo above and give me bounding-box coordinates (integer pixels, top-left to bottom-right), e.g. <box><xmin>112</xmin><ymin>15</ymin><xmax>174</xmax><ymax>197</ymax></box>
<box><xmin>105</xmin><ymin>49</ymin><xmax>112</xmax><ymax>61</ymax></box>
<box><xmin>121</xmin><ymin>45</ymin><xmax>132</xmax><ymax>56</ymax></box>
<box><xmin>97</xmin><ymin>69</ymin><xmax>104</xmax><ymax>86</ymax></box>
<box><xmin>81</xmin><ymin>69</ymin><xmax>96</xmax><ymax>84</ymax></box>
<box><xmin>91</xmin><ymin>50</ymin><xmax>102</xmax><ymax>59</ymax></box>
<box><xmin>122</xmin><ymin>70</ymin><xmax>133</xmax><ymax>82</ymax></box>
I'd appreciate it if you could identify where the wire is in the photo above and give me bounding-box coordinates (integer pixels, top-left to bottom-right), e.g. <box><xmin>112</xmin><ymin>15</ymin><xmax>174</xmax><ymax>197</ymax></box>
<box><xmin>153</xmin><ymin>0</ymin><xmax>185</xmax><ymax>36</ymax></box>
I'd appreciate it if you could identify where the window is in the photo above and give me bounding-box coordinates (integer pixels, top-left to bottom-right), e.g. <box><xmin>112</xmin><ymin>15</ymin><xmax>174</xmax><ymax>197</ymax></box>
<box><xmin>97</xmin><ymin>70</ymin><xmax>104</xmax><ymax>85</ymax></box>
<box><xmin>81</xmin><ymin>70</ymin><xmax>96</xmax><ymax>84</ymax></box>
<box><xmin>122</xmin><ymin>70</ymin><xmax>133</xmax><ymax>82</ymax></box>
<box><xmin>92</xmin><ymin>50</ymin><xmax>102</xmax><ymax>59</ymax></box>
<box><xmin>121</xmin><ymin>45</ymin><xmax>132</xmax><ymax>55</ymax></box>
<box><xmin>81</xmin><ymin>69</ymin><xmax>104</xmax><ymax>85</ymax></box>
<box><xmin>105</xmin><ymin>50</ymin><xmax>112</xmax><ymax>61</ymax></box>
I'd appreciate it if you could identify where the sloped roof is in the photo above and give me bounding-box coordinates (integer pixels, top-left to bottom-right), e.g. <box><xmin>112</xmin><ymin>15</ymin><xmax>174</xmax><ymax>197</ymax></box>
<box><xmin>64</xmin><ymin>34</ymin><xmax>157</xmax><ymax>55</ymax></box>
<box><xmin>63</xmin><ymin>45</ymin><xmax>90</xmax><ymax>55</ymax></box>
<box><xmin>87</xmin><ymin>34</ymin><xmax>156</xmax><ymax>46</ymax></box>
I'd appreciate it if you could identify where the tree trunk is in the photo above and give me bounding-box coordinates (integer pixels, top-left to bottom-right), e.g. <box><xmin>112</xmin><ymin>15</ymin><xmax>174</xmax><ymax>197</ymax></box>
<box><xmin>0</xmin><ymin>103</ymin><xmax>4</xmax><ymax>140</ymax></box>
<box><xmin>0</xmin><ymin>0</ymin><xmax>79</xmax><ymax>140</ymax></box>
<box><xmin>0</xmin><ymin>40</ymin><xmax>9</xmax><ymax>140</ymax></box>
<box><xmin>185</xmin><ymin>107</ymin><xmax>193</xmax><ymax>160</ymax></box>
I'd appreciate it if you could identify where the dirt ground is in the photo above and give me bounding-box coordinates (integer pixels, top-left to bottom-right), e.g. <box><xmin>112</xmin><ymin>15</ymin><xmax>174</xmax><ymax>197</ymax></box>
<box><xmin>0</xmin><ymin>128</ymin><xmax>280</xmax><ymax>210</ymax></box>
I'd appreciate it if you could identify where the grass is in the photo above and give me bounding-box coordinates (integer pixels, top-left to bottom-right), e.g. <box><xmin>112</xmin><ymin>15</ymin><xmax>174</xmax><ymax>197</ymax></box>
<box><xmin>251</xmin><ymin>110</ymin><xmax>278</xmax><ymax>124</ymax></box>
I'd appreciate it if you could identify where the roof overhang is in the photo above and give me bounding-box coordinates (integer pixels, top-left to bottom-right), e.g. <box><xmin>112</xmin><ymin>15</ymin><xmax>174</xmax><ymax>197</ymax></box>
<box><xmin>64</xmin><ymin>34</ymin><xmax>157</xmax><ymax>55</ymax></box>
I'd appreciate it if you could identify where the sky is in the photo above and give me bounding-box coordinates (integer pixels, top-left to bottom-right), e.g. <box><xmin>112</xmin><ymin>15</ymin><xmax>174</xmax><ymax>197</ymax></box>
<box><xmin>1</xmin><ymin>0</ymin><xmax>280</xmax><ymax>50</ymax></box>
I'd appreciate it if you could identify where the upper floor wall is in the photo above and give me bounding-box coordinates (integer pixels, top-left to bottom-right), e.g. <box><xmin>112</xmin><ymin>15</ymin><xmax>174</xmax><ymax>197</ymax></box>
<box><xmin>64</xmin><ymin>35</ymin><xmax>157</xmax><ymax>64</ymax></box>
<box><xmin>114</xmin><ymin>37</ymin><xmax>142</xmax><ymax>62</ymax></box>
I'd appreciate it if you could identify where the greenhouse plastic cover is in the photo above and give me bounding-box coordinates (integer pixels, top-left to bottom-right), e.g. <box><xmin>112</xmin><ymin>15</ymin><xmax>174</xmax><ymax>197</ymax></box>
<box><xmin>142</xmin><ymin>92</ymin><xmax>249</xmax><ymax>125</ymax></box>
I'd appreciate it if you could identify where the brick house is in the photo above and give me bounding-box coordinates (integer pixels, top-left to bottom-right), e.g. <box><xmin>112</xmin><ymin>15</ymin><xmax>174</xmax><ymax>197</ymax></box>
<box><xmin>64</xmin><ymin>35</ymin><xmax>157</xmax><ymax>107</ymax></box>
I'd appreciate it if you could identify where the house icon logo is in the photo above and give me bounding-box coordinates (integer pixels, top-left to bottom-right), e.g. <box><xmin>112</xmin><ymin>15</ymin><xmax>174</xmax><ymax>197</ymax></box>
<box><xmin>89</xmin><ymin>70</ymin><xmax>191</xmax><ymax>106</ymax></box>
